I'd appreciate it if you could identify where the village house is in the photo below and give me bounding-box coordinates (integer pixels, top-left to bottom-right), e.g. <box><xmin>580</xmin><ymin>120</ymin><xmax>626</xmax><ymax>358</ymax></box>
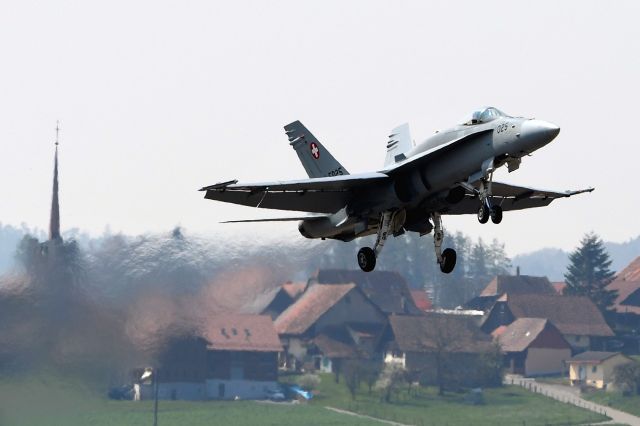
<box><xmin>310</xmin><ymin>269</ymin><xmax>423</xmax><ymax>315</ymax></box>
<box><xmin>138</xmin><ymin>314</ymin><xmax>282</xmax><ymax>401</ymax></box>
<box><xmin>493</xmin><ymin>318</ymin><xmax>571</xmax><ymax>376</ymax></box>
<box><xmin>481</xmin><ymin>293</ymin><xmax>614</xmax><ymax>352</ymax></box>
<box><xmin>465</xmin><ymin>274</ymin><xmax>557</xmax><ymax>312</ymax></box>
<box><xmin>382</xmin><ymin>314</ymin><xmax>497</xmax><ymax>388</ymax></box>
<box><xmin>567</xmin><ymin>351</ymin><xmax>635</xmax><ymax>390</ymax></box>
<box><xmin>245</xmin><ymin>281</ymin><xmax>306</xmax><ymax>319</ymax></box>
<box><xmin>607</xmin><ymin>257</ymin><xmax>640</xmax><ymax>336</ymax></box>
<box><xmin>275</xmin><ymin>282</ymin><xmax>387</xmax><ymax>372</ymax></box>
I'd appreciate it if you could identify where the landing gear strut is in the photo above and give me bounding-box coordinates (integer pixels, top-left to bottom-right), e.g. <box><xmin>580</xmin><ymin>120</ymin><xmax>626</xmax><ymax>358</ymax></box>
<box><xmin>357</xmin><ymin>211</ymin><xmax>393</xmax><ymax>272</ymax></box>
<box><xmin>432</xmin><ymin>213</ymin><xmax>456</xmax><ymax>274</ymax></box>
<box><xmin>477</xmin><ymin>174</ymin><xmax>503</xmax><ymax>225</ymax></box>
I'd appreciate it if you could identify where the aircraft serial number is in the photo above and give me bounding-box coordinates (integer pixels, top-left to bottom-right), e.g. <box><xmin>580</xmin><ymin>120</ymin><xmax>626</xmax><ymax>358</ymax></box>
<box><xmin>496</xmin><ymin>123</ymin><xmax>509</xmax><ymax>134</ymax></box>
<box><xmin>328</xmin><ymin>167</ymin><xmax>345</xmax><ymax>176</ymax></box>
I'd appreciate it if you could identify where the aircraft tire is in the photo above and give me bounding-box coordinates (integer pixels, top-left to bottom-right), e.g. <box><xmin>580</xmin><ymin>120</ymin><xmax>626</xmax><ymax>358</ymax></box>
<box><xmin>357</xmin><ymin>247</ymin><xmax>376</xmax><ymax>272</ymax></box>
<box><xmin>490</xmin><ymin>206</ymin><xmax>503</xmax><ymax>224</ymax></box>
<box><xmin>440</xmin><ymin>248</ymin><xmax>457</xmax><ymax>274</ymax></box>
<box><xmin>477</xmin><ymin>205</ymin><xmax>490</xmax><ymax>224</ymax></box>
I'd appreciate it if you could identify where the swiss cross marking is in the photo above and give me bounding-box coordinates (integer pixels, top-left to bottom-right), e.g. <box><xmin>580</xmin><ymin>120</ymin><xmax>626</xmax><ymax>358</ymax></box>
<box><xmin>310</xmin><ymin>142</ymin><xmax>320</xmax><ymax>159</ymax></box>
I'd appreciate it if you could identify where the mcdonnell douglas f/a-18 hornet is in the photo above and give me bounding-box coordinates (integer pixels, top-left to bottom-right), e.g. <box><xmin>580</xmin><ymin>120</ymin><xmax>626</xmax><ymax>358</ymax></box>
<box><xmin>201</xmin><ymin>107</ymin><xmax>593</xmax><ymax>274</ymax></box>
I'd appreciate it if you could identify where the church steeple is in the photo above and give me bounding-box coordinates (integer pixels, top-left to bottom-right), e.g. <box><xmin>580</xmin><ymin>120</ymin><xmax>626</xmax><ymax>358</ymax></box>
<box><xmin>49</xmin><ymin>121</ymin><xmax>62</xmax><ymax>242</ymax></box>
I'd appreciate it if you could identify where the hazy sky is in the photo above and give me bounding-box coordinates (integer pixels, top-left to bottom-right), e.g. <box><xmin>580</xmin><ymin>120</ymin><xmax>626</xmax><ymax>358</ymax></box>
<box><xmin>1</xmin><ymin>0</ymin><xmax>639</xmax><ymax>256</ymax></box>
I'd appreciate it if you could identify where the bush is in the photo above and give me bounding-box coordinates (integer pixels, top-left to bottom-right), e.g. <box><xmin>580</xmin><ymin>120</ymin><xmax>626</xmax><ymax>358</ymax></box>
<box><xmin>375</xmin><ymin>363</ymin><xmax>407</xmax><ymax>403</ymax></box>
<box><xmin>613</xmin><ymin>362</ymin><xmax>640</xmax><ymax>395</ymax></box>
<box><xmin>298</xmin><ymin>373</ymin><xmax>321</xmax><ymax>391</ymax></box>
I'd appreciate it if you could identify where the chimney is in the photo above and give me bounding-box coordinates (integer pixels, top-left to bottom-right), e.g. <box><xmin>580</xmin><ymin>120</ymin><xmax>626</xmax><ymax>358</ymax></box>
<box><xmin>516</xmin><ymin>266</ymin><xmax>520</xmax><ymax>276</ymax></box>
<box><xmin>49</xmin><ymin>122</ymin><xmax>62</xmax><ymax>242</ymax></box>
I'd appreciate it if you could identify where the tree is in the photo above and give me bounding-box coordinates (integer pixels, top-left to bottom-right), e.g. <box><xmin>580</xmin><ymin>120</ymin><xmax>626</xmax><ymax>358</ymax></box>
<box><xmin>342</xmin><ymin>360</ymin><xmax>361</xmax><ymax>400</ymax></box>
<box><xmin>613</xmin><ymin>361</ymin><xmax>640</xmax><ymax>395</ymax></box>
<box><xmin>564</xmin><ymin>233</ymin><xmax>617</xmax><ymax>313</ymax></box>
<box><xmin>375</xmin><ymin>363</ymin><xmax>407</xmax><ymax>403</ymax></box>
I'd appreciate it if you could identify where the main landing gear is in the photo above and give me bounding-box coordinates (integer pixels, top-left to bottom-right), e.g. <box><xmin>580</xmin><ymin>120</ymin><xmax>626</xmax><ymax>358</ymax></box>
<box><xmin>476</xmin><ymin>176</ymin><xmax>503</xmax><ymax>225</ymax></box>
<box><xmin>357</xmin><ymin>211</ymin><xmax>457</xmax><ymax>274</ymax></box>
<box><xmin>357</xmin><ymin>211</ymin><xmax>393</xmax><ymax>272</ymax></box>
<box><xmin>432</xmin><ymin>212</ymin><xmax>456</xmax><ymax>274</ymax></box>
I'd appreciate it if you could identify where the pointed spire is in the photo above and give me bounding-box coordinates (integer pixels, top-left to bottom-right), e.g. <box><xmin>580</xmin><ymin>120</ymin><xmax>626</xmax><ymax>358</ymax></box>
<box><xmin>49</xmin><ymin>121</ymin><xmax>62</xmax><ymax>242</ymax></box>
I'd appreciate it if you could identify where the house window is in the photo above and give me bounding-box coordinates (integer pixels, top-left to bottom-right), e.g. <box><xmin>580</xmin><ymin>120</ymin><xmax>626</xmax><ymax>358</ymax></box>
<box><xmin>575</xmin><ymin>336</ymin><xmax>581</xmax><ymax>342</ymax></box>
<box><xmin>592</xmin><ymin>366</ymin><xmax>597</xmax><ymax>373</ymax></box>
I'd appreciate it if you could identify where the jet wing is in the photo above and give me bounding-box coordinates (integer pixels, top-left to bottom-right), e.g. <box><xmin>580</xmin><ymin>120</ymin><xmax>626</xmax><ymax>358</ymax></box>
<box><xmin>200</xmin><ymin>172</ymin><xmax>389</xmax><ymax>214</ymax></box>
<box><xmin>445</xmin><ymin>182</ymin><xmax>594</xmax><ymax>215</ymax></box>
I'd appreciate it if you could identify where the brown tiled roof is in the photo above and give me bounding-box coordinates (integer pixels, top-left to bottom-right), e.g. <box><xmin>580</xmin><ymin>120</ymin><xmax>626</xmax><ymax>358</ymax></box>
<box><xmin>496</xmin><ymin>318</ymin><xmax>568</xmax><ymax>352</ymax></box>
<box><xmin>313</xmin><ymin>333</ymin><xmax>359</xmax><ymax>358</ymax></box>
<box><xmin>388</xmin><ymin>314</ymin><xmax>493</xmax><ymax>353</ymax></box>
<box><xmin>480</xmin><ymin>275</ymin><xmax>556</xmax><ymax>297</ymax></box>
<box><xmin>275</xmin><ymin>283</ymin><xmax>356</xmax><ymax>335</ymax></box>
<box><xmin>608</xmin><ymin>256</ymin><xmax>640</xmax><ymax>314</ymax></box>
<box><xmin>201</xmin><ymin>314</ymin><xmax>282</xmax><ymax>352</ymax></box>
<box><xmin>282</xmin><ymin>282</ymin><xmax>306</xmax><ymax>299</ymax></box>
<box><xmin>314</xmin><ymin>269</ymin><xmax>422</xmax><ymax>315</ymax></box>
<box><xmin>568</xmin><ymin>351</ymin><xmax>627</xmax><ymax>364</ymax></box>
<box><xmin>410</xmin><ymin>290</ymin><xmax>433</xmax><ymax>311</ymax></box>
<box><xmin>505</xmin><ymin>294</ymin><xmax>614</xmax><ymax>337</ymax></box>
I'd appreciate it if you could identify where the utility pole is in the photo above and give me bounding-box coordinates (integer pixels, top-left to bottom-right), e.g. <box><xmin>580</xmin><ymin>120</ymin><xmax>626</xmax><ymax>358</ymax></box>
<box><xmin>153</xmin><ymin>368</ymin><xmax>159</xmax><ymax>426</ymax></box>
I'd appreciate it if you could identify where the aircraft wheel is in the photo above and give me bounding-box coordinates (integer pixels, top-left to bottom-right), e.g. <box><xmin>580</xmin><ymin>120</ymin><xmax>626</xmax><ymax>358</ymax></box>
<box><xmin>477</xmin><ymin>204</ymin><xmax>490</xmax><ymax>224</ymax></box>
<box><xmin>440</xmin><ymin>248</ymin><xmax>457</xmax><ymax>274</ymax></box>
<box><xmin>490</xmin><ymin>206</ymin><xmax>503</xmax><ymax>224</ymax></box>
<box><xmin>357</xmin><ymin>247</ymin><xmax>376</xmax><ymax>272</ymax></box>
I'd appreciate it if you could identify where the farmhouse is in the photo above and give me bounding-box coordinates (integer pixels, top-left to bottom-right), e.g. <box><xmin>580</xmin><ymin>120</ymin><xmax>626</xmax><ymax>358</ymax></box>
<box><xmin>567</xmin><ymin>351</ymin><xmax>635</xmax><ymax>390</ymax></box>
<box><xmin>139</xmin><ymin>314</ymin><xmax>282</xmax><ymax>401</ymax></box>
<box><xmin>481</xmin><ymin>293</ymin><xmax>614</xmax><ymax>352</ymax></box>
<box><xmin>465</xmin><ymin>274</ymin><xmax>556</xmax><ymax>312</ymax></box>
<box><xmin>310</xmin><ymin>269</ymin><xmax>423</xmax><ymax>315</ymax></box>
<box><xmin>494</xmin><ymin>318</ymin><xmax>571</xmax><ymax>376</ymax></box>
<box><xmin>275</xmin><ymin>282</ymin><xmax>387</xmax><ymax>371</ymax></box>
<box><xmin>382</xmin><ymin>314</ymin><xmax>496</xmax><ymax>388</ymax></box>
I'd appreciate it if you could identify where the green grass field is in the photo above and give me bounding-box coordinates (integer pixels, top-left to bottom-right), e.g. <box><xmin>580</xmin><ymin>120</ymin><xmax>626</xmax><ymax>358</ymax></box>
<box><xmin>0</xmin><ymin>372</ymin><xmax>609</xmax><ymax>426</ymax></box>
<box><xmin>303</xmin><ymin>373</ymin><xmax>607</xmax><ymax>426</ymax></box>
<box><xmin>583</xmin><ymin>390</ymin><xmax>640</xmax><ymax>418</ymax></box>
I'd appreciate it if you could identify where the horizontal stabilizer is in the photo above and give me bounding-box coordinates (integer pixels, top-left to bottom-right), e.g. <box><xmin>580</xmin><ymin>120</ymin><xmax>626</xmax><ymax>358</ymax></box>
<box><xmin>221</xmin><ymin>215</ymin><xmax>329</xmax><ymax>224</ymax></box>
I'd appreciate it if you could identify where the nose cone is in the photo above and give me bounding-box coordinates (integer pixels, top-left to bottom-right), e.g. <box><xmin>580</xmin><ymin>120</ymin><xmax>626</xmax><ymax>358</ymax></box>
<box><xmin>519</xmin><ymin>119</ymin><xmax>560</xmax><ymax>151</ymax></box>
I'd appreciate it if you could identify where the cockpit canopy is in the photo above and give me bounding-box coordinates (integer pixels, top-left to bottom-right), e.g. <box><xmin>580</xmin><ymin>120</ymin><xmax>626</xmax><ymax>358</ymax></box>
<box><xmin>461</xmin><ymin>107</ymin><xmax>508</xmax><ymax>125</ymax></box>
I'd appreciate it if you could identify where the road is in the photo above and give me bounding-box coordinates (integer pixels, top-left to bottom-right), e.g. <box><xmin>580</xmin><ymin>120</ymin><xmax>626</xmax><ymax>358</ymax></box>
<box><xmin>506</xmin><ymin>375</ymin><xmax>640</xmax><ymax>426</ymax></box>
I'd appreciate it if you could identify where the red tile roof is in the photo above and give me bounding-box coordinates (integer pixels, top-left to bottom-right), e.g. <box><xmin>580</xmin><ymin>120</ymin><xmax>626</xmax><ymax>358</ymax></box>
<box><xmin>503</xmin><ymin>294</ymin><xmax>614</xmax><ymax>337</ymax></box>
<box><xmin>313</xmin><ymin>333</ymin><xmax>359</xmax><ymax>359</ymax></box>
<box><xmin>608</xmin><ymin>256</ymin><xmax>640</xmax><ymax>314</ymax></box>
<box><xmin>496</xmin><ymin>318</ymin><xmax>569</xmax><ymax>352</ymax></box>
<box><xmin>313</xmin><ymin>269</ymin><xmax>422</xmax><ymax>315</ymax></box>
<box><xmin>480</xmin><ymin>275</ymin><xmax>556</xmax><ymax>297</ymax></box>
<box><xmin>568</xmin><ymin>351</ymin><xmax>628</xmax><ymax>364</ymax></box>
<box><xmin>282</xmin><ymin>282</ymin><xmax>306</xmax><ymax>299</ymax></box>
<box><xmin>201</xmin><ymin>314</ymin><xmax>282</xmax><ymax>352</ymax></box>
<box><xmin>275</xmin><ymin>283</ymin><xmax>356</xmax><ymax>335</ymax></box>
<box><xmin>410</xmin><ymin>290</ymin><xmax>433</xmax><ymax>311</ymax></box>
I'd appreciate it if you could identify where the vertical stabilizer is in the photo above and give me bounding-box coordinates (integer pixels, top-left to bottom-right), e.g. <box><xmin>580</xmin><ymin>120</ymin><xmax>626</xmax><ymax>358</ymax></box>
<box><xmin>285</xmin><ymin>121</ymin><xmax>349</xmax><ymax>178</ymax></box>
<box><xmin>385</xmin><ymin>123</ymin><xmax>413</xmax><ymax>166</ymax></box>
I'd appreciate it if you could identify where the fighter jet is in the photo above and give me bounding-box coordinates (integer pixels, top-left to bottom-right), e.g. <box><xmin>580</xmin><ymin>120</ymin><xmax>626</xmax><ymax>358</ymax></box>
<box><xmin>201</xmin><ymin>107</ymin><xmax>593</xmax><ymax>273</ymax></box>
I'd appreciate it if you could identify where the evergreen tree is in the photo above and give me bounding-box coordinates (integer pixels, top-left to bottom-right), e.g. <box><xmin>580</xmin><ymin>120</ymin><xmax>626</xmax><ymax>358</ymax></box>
<box><xmin>564</xmin><ymin>233</ymin><xmax>617</xmax><ymax>312</ymax></box>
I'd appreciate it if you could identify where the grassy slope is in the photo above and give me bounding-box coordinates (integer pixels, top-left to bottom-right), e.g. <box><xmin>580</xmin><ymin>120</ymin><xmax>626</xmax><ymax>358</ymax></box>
<box><xmin>307</xmin><ymin>373</ymin><xmax>607</xmax><ymax>426</ymax></box>
<box><xmin>583</xmin><ymin>391</ymin><xmax>640</xmax><ymax>418</ymax></box>
<box><xmin>0</xmin><ymin>372</ymin><xmax>609</xmax><ymax>426</ymax></box>
<box><xmin>0</xmin><ymin>374</ymin><xmax>376</xmax><ymax>426</ymax></box>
